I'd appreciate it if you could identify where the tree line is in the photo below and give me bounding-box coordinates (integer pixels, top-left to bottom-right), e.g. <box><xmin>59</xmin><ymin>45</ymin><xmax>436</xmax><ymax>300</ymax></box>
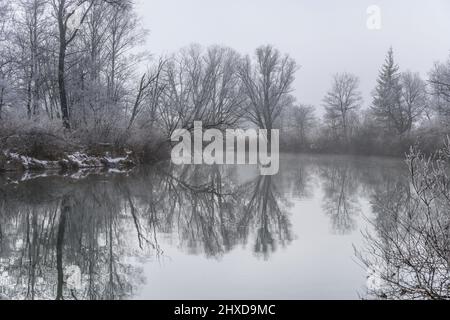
<box><xmin>282</xmin><ymin>47</ymin><xmax>450</xmax><ymax>156</ymax></box>
<box><xmin>0</xmin><ymin>0</ymin><xmax>449</xmax><ymax>160</ymax></box>
<box><xmin>0</xmin><ymin>0</ymin><xmax>297</xmax><ymax>161</ymax></box>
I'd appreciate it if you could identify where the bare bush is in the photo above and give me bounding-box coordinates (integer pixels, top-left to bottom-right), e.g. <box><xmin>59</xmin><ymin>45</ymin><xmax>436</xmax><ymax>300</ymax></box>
<box><xmin>357</xmin><ymin>141</ymin><xmax>450</xmax><ymax>300</ymax></box>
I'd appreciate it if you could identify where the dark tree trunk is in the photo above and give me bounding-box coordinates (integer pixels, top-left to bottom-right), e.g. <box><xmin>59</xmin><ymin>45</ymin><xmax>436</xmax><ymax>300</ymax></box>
<box><xmin>26</xmin><ymin>76</ymin><xmax>32</xmax><ymax>119</ymax></box>
<box><xmin>56</xmin><ymin>197</ymin><xmax>69</xmax><ymax>300</ymax></box>
<box><xmin>58</xmin><ymin>42</ymin><xmax>70</xmax><ymax>129</ymax></box>
<box><xmin>57</xmin><ymin>1</ymin><xmax>70</xmax><ymax>129</ymax></box>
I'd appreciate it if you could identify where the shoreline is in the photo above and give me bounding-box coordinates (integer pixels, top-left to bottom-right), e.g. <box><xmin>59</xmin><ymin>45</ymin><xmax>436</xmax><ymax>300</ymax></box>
<box><xmin>0</xmin><ymin>150</ymin><xmax>137</xmax><ymax>174</ymax></box>
<box><xmin>1</xmin><ymin>149</ymin><xmax>407</xmax><ymax>175</ymax></box>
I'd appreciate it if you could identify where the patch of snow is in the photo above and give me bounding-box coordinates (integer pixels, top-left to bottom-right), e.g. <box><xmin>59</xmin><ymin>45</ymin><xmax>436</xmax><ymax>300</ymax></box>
<box><xmin>367</xmin><ymin>265</ymin><xmax>384</xmax><ymax>292</ymax></box>
<box><xmin>0</xmin><ymin>271</ymin><xmax>9</xmax><ymax>287</ymax></box>
<box><xmin>105</xmin><ymin>156</ymin><xmax>127</xmax><ymax>164</ymax></box>
<box><xmin>65</xmin><ymin>265</ymin><xmax>82</xmax><ymax>291</ymax></box>
<box><xmin>67</xmin><ymin>152</ymin><xmax>103</xmax><ymax>168</ymax></box>
<box><xmin>15</xmin><ymin>239</ymin><xmax>24</xmax><ymax>249</ymax></box>
<box><xmin>108</xmin><ymin>168</ymin><xmax>126</xmax><ymax>174</ymax></box>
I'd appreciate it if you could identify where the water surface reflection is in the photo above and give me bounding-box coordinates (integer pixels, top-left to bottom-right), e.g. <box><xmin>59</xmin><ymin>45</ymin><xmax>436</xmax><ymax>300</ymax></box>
<box><xmin>0</xmin><ymin>154</ymin><xmax>409</xmax><ymax>300</ymax></box>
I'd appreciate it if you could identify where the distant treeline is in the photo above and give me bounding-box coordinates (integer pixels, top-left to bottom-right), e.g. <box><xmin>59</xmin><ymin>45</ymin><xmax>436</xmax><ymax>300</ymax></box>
<box><xmin>0</xmin><ymin>0</ymin><xmax>449</xmax><ymax>161</ymax></box>
<box><xmin>280</xmin><ymin>47</ymin><xmax>450</xmax><ymax>157</ymax></box>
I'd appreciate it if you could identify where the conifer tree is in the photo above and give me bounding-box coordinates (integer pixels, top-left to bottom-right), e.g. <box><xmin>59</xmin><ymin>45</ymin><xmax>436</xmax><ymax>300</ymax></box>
<box><xmin>371</xmin><ymin>47</ymin><xmax>405</xmax><ymax>134</ymax></box>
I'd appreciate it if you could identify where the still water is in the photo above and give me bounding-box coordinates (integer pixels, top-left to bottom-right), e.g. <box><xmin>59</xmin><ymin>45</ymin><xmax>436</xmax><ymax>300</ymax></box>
<box><xmin>0</xmin><ymin>154</ymin><xmax>408</xmax><ymax>300</ymax></box>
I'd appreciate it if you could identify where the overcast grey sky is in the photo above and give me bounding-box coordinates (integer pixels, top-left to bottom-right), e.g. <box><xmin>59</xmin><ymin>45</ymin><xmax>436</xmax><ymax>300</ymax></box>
<box><xmin>136</xmin><ymin>0</ymin><xmax>450</xmax><ymax>113</ymax></box>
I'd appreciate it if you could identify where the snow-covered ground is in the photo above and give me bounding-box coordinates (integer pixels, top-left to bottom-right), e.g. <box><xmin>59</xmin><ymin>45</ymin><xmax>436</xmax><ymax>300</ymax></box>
<box><xmin>0</xmin><ymin>150</ymin><xmax>135</xmax><ymax>173</ymax></box>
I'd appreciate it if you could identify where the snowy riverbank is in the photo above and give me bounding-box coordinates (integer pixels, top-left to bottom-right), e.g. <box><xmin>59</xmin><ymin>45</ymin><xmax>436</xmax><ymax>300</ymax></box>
<box><xmin>0</xmin><ymin>150</ymin><xmax>136</xmax><ymax>173</ymax></box>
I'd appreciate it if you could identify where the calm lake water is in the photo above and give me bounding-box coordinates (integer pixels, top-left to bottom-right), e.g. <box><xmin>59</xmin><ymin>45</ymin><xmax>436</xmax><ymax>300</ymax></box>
<box><xmin>0</xmin><ymin>154</ymin><xmax>409</xmax><ymax>300</ymax></box>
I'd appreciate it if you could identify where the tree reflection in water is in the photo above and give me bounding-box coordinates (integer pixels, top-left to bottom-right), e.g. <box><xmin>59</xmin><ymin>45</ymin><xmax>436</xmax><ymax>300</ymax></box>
<box><xmin>320</xmin><ymin>162</ymin><xmax>361</xmax><ymax>234</ymax></box>
<box><xmin>237</xmin><ymin>175</ymin><xmax>293</xmax><ymax>260</ymax></box>
<box><xmin>0</xmin><ymin>154</ymin><xmax>446</xmax><ymax>300</ymax></box>
<box><xmin>0</xmin><ymin>163</ymin><xmax>293</xmax><ymax>299</ymax></box>
<box><xmin>0</xmin><ymin>175</ymin><xmax>149</xmax><ymax>300</ymax></box>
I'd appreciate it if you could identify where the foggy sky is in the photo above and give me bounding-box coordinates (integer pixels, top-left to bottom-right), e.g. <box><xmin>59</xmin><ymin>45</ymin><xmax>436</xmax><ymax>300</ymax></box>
<box><xmin>136</xmin><ymin>0</ymin><xmax>450</xmax><ymax>113</ymax></box>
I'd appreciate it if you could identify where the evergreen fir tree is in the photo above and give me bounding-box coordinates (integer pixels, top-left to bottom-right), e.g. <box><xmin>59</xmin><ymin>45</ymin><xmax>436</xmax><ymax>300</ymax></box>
<box><xmin>371</xmin><ymin>47</ymin><xmax>405</xmax><ymax>134</ymax></box>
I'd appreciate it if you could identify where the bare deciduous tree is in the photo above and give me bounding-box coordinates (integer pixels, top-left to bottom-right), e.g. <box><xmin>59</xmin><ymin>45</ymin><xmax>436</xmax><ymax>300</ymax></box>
<box><xmin>0</xmin><ymin>0</ymin><xmax>12</xmax><ymax>120</ymax></box>
<box><xmin>128</xmin><ymin>59</ymin><xmax>166</xmax><ymax>130</ymax></box>
<box><xmin>238</xmin><ymin>45</ymin><xmax>297</xmax><ymax>141</ymax></box>
<box><xmin>281</xmin><ymin>104</ymin><xmax>317</xmax><ymax>149</ymax></box>
<box><xmin>159</xmin><ymin>45</ymin><xmax>244</xmax><ymax>139</ymax></box>
<box><xmin>400</xmin><ymin>71</ymin><xmax>428</xmax><ymax>128</ymax></box>
<box><xmin>12</xmin><ymin>0</ymin><xmax>51</xmax><ymax>119</ymax></box>
<box><xmin>51</xmin><ymin>0</ymin><xmax>124</xmax><ymax>129</ymax></box>
<box><xmin>429</xmin><ymin>57</ymin><xmax>450</xmax><ymax>124</ymax></box>
<box><xmin>323</xmin><ymin>73</ymin><xmax>362</xmax><ymax>144</ymax></box>
<box><xmin>0</xmin><ymin>0</ymin><xmax>10</xmax><ymax>42</ymax></box>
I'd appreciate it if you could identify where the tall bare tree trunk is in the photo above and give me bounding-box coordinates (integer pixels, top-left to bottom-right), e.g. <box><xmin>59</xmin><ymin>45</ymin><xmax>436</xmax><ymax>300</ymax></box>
<box><xmin>56</xmin><ymin>197</ymin><xmax>69</xmax><ymax>300</ymax></box>
<box><xmin>57</xmin><ymin>29</ymin><xmax>70</xmax><ymax>129</ymax></box>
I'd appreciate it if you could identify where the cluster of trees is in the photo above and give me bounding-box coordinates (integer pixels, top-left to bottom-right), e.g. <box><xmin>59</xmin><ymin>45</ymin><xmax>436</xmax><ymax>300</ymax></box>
<box><xmin>1</xmin><ymin>0</ymin><xmax>449</xmax><ymax>160</ymax></box>
<box><xmin>282</xmin><ymin>48</ymin><xmax>450</xmax><ymax>156</ymax></box>
<box><xmin>0</xmin><ymin>0</ymin><xmax>149</xmax><ymax>153</ymax></box>
<box><xmin>0</xmin><ymin>0</ymin><xmax>298</xmax><ymax>160</ymax></box>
